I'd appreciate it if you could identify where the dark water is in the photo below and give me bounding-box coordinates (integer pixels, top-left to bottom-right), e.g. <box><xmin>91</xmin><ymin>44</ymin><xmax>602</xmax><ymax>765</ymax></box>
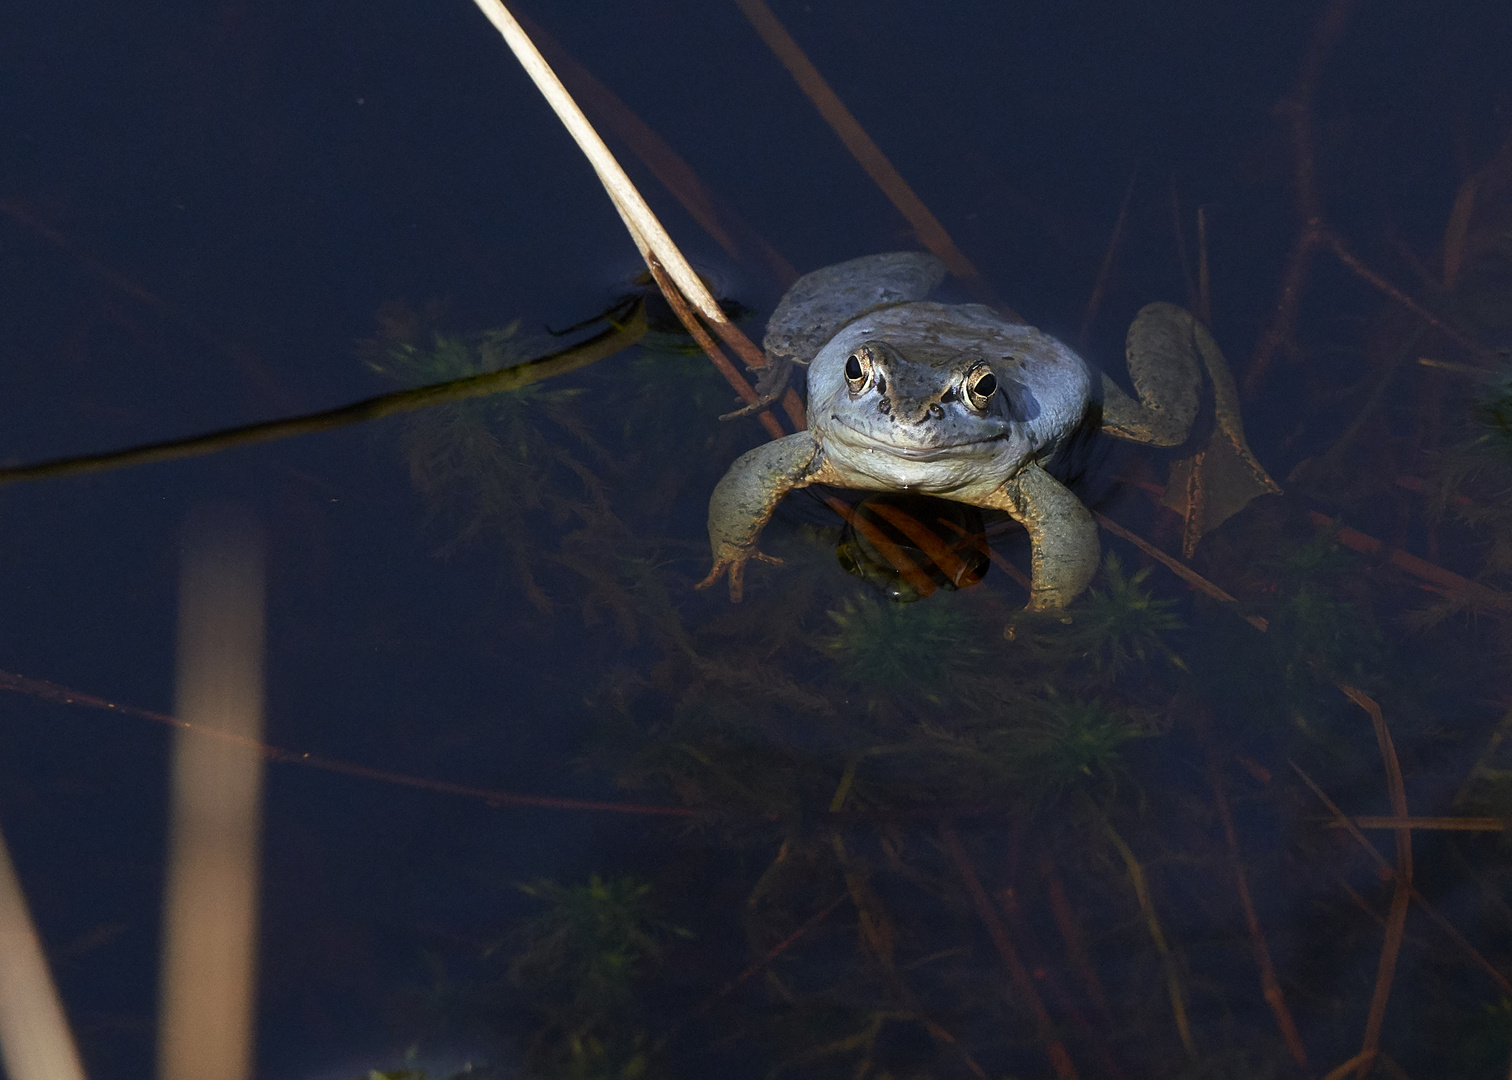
<box><xmin>3</xmin><ymin>1</ymin><xmax>1512</xmax><ymax>1077</ymax></box>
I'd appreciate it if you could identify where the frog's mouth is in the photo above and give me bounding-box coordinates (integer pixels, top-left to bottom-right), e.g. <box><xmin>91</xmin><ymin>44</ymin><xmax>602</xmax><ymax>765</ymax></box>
<box><xmin>829</xmin><ymin>415</ymin><xmax>1010</xmax><ymax>460</ymax></box>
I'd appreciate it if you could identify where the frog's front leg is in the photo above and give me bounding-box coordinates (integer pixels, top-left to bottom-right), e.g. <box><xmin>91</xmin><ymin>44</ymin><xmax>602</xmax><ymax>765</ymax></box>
<box><xmin>699</xmin><ymin>433</ymin><xmax>825</xmax><ymax>601</ymax></box>
<box><xmin>972</xmin><ymin>463</ymin><xmax>1099</xmax><ymax>612</ymax></box>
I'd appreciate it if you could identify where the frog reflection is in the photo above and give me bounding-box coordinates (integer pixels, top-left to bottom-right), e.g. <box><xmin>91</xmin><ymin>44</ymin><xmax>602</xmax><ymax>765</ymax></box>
<box><xmin>700</xmin><ymin>252</ymin><xmax>1279</xmax><ymax>610</ymax></box>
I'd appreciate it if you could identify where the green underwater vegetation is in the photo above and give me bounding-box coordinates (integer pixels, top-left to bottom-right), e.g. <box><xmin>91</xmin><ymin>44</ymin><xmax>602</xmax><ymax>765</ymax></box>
<box><xmin>494</xmin><ymin>875</ymin><xmax>688</xmax><ymax>1080</ymax></box>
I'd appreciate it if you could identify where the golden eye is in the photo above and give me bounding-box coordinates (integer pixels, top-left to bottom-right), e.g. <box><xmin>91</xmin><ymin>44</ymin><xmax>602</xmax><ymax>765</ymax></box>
<box><xmin>965</xmin><ymin>367</ymin><xmax>998</xmax><ymax>411</ymax></box>
<box><xmin>844</xmin><ymin>349</ymin><xmax>870</xmax><ymax>392</ymax></box>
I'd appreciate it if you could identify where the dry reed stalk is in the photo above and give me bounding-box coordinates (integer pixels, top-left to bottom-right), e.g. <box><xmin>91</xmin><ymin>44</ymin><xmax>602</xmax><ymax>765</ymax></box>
<box><xmin>1338</xmin><ymin>686</ymin><xmax>1412</xmax><ymax>1078</ymax></box>
<box><xmin>0</xmin><ymin>668</ymin><xmax>694</xmax><ymax>817</ymax></box>
<box><xmin>730</xmin><ymin>0</ymin><xmax>1000</xmax><ymax>310</ymax></box>
<box><xmin>469</xmin><ymin>0</ymin><xmax>772</xmax><ymax>384</ymax></box>
<box><xmin>0</xmin><ymin>828</ymin><xmax>88</xmax><ymax>1080</ymax></box>
<box><xmin>939</xmin><ymin>822</ymin><xmax>1079</xmax><ymax>1079</ymax></box>
<box><xmin>1306</xmin><ymin>511</ymin><xmax>1512</xmax><ymax>614</ymax></box>
<box><xmin>158</xmin><ymin>508</ymin><xmax>266</xmax><ymax>1080</ymax></box>
<box><xmin>515</xmin><ymin>12</ymin><xmax>799</xmax><ymax>288</ymax></box>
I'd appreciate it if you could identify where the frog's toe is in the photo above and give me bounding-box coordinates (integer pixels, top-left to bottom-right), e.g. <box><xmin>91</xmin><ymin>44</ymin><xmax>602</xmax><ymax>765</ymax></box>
<box><xmin>697</xmin><ymin>549</ymin><xmax>784</xmax><ymax>602</ymax></box>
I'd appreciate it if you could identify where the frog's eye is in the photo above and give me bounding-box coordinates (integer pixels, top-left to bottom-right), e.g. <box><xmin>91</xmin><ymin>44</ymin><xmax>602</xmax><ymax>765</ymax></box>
<box><xmin>844</xmin><ymin>350</ymin><xmax>870</xmax><ymax>392</ymax></box>
<box><xmin>965</xmin><ymin>367</ymin><xmax>998</xmax><ymax>410</ymax></box>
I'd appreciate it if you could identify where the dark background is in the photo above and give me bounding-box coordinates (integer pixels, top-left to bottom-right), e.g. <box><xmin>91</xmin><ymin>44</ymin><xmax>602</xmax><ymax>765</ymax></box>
<box><xmin>1</xmin><ymin>1</ymin><xmax>1509</xmax><ymax>1076</ymax></box>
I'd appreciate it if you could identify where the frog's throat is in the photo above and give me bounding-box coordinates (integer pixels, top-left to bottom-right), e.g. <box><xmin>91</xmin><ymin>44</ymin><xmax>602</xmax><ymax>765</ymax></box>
<box><xmin>827</xmin><ymin>414</ymin><xmax>1014</xmax><ymax>461</ymax></box>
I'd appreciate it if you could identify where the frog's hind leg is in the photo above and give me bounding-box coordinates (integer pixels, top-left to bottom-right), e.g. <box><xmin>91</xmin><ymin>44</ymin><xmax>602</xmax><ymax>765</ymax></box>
<box><xmin>1167</xmin><ymin>311</ymin><xmax>1283</xmax><ymax>553</ymax></box>
<box><xmin>1100</xmin><ymin>301</ymin><xmax>1203</xmax><ymax>446</ymax></box>
<box><xmin>764</xmin><ymin>252</ymin><xmax>947</xmax><ymax>368</ymax></box>
<box><xmin>1104</xmin><ymin>302</ymin><xmax>1282</xmax><ymax>554</ymax></box>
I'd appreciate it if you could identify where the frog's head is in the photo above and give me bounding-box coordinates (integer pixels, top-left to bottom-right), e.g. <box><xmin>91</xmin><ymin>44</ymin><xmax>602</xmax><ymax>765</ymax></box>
<box><xmin>804</xmin><ymin>302</ymin><xmax>1090</xmax><ymax>494</ymax></box>
<box><xmin>811</xmin><ymin>335</ymin><xmax>1027</xmax><ymax>463</ymax></box>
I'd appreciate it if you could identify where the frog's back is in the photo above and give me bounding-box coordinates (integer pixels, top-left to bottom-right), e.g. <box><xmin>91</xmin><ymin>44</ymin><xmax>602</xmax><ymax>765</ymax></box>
<box><xmin>764</xmin><ymin>252</ymin><xmax>947</xmax><ymax>367</ymax></box>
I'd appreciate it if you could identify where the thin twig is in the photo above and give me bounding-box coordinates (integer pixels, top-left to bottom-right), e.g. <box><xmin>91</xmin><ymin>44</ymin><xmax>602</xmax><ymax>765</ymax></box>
<box><xmin>1289</xmin><ymin>762</ymin><xmax>1511</xmax><ymax>997</ymax></box>
<box><xmin>1318</xmin><ymin>226</ymin><xmax>1499</xmax><ymax>365</ymax></box>
<box><xmin>1078</xmin><ymin>169</ymin><xmax>1137</xmax><ymax>347</ymax></box>
<box><xmin>1204</xmin><ymin>734</ymin><xmax>1310</xmax><ymax>1068</ymax></box>
<box><xmin>0</xmin><ymin>668</ymin><xmax>694</xmax><ymax>818</ymax></box>
<box><xmin>1092</xmin><ymin>510</ymin><xmax>1269</xmax><ymax>630</ymax></box>
<box><xmin>1102</xmin><ymin>819</ymin><xmax>1198</xmax><ymax>1060</ymax></box>
<box><xmin>1040</xmin><ymin>854</ymin><xmax>1114</xmax><ymax>1023</ymax></box>
<box><xmin>1338</xmin><ymin>686</ymin><xmax>1412</xmax><ymax>1078</ymax></box>
<box><xmin>1243</xmin><ymin>0</ymin><xmax>1362</xmax><ymax>394</ymax></box>
<box><xmin>685</xmin><ymin>891</ymin><xmax>848</xmax><ymax>1023</ymax></box>
<box><xmin>1325</xmin><ymin>816</ymin><xmax>1506</xmax><ymax>832</ymax></box>
<box><xmin>939</xmin><ymin>822</ymin><xmax>1079</xmax><ymax>1079</ymax></box>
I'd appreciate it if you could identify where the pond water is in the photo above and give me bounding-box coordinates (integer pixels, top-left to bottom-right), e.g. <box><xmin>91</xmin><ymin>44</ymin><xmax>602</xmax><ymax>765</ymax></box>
<box><xmin>2</xmin><ymin>1</ymin><xmax>1512</xmax><ymax>1078</ymax></box>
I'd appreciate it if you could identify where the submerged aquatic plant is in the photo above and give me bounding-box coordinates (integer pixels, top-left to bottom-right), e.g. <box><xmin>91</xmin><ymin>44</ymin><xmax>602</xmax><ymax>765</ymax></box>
<box><xmin>506</xmin><ymin>875</ymin><xmax>679</xmax><ymax>1008</ymax></box>
<box><xmin>1074</xmin><ymin>552</ymin><xmax>1185</xmax><ymax>675</ymax></box>
<box><xmin>1014</xmin><ymin>694</ymin><xmax>1145</xmax><ymax>805</ymax></box>
<box><xmin>820</xmin><ymin>591</ymin><xmax>983</xmax><ymax>697</ymax></box>
<box><xmin>362</xmin><ymin>307</ymin><xmax>621</xmax><ymax>612</ymax></box>
<box><xmin>502</xmin><ymin>875</ymin><xmax>687</xmax><ymax>1080</ymax></box>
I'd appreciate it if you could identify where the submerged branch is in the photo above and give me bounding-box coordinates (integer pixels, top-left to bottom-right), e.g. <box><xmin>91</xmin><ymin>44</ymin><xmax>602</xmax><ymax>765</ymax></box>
<box><xmin>1341</xmin><ymin>686</ymin><xmax>1413</xmax><ymax>1078</ymax></box>
<box><xmin>1102</xmin><ymin>818</ymin><xmax>1198</xmax><ymax>1061</ymax></box>
<box><xmin>0</xmin><ymin>306</ymin><xmax>647</xmax><ymax>488</ymax></box>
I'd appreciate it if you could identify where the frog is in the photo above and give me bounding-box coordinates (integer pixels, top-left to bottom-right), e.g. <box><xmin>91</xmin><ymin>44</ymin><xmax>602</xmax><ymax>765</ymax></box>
<box><xmin>698</xmin><ymin>251</ymin><xmax>1279</xmax><ymax>610</ymax></box>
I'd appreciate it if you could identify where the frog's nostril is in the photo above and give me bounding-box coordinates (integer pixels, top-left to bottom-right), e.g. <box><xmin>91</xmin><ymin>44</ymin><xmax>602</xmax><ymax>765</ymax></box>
<box><xmin>929</xmin><ymin>404</ymin><xmax>944</xmax><ymax>419</ymax></box>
